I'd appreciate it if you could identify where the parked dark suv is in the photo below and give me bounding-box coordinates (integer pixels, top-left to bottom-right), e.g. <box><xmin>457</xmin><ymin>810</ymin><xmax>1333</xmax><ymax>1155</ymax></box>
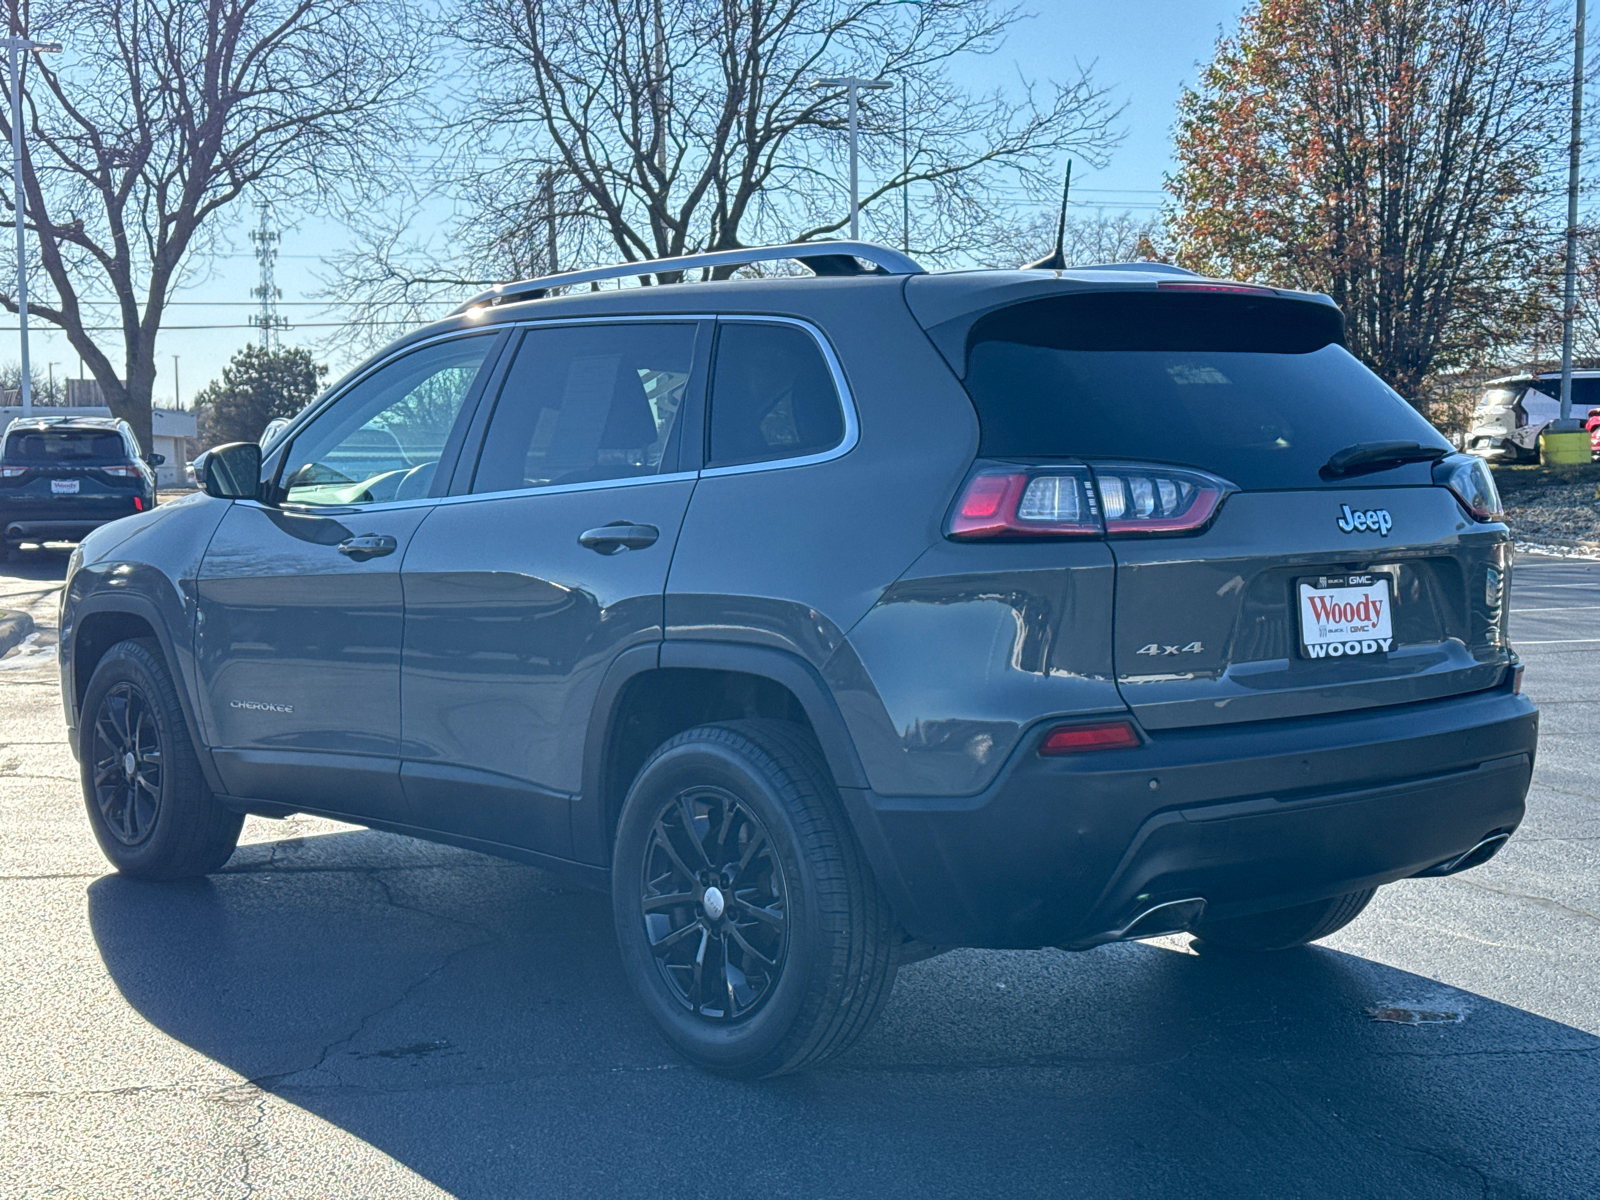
<box><xmin>58</xmin><ymin>243</ymin><xmax>1537</xmax><ymax>1077</ymax></box>
<box><xmin>2</xmin><ymin>415</ymin><xmax>159</xmax><ymax>559</ymax></box>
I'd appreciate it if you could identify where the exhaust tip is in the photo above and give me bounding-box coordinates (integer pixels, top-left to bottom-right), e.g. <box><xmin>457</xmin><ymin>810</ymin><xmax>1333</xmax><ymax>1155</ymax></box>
<box><xmin>1116</xmin><ymin>897</ymin><xmax>1207</xmax><ymax>941</ymax></box>
<box><xmin>1415</xmin><ymin>831</ymin><xmax>1513</xmax><ymax>878</ymax></box>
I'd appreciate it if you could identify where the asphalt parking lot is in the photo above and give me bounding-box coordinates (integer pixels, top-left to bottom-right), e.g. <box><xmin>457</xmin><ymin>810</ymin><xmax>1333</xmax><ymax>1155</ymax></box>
<box><xmin>1</xmin><ymin>546</ymin><xmax>1596</xmax><ymax>1199</ymax></box>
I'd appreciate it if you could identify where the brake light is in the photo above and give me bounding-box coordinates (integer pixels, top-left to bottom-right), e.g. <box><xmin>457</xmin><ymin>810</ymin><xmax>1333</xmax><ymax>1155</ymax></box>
<box><xmin>102</xmin><ymin>465</ymin><xmax>142</xmax><ymax>478</ymax></box>
<box><xmin>1039</xmin><ymin>719</ymin><xmax>1142</xmax><ymax>754</ymax></box>
<box><xmin>0</xmin><ymin>466</ymin><xmax>24</xmax><ymax>477</ymax></box>
<box><xmin>1092</xmin><ymin>464</ymin><xmax>1232</xmax><ymax>535</ymax></box>
<box><xmin>1157</xmin><ymin>280</ymin><xmax>1278</xmax><ymax>296</ymax></box>
<box><xmin>947</xmin><ymin>462</ymin><xmax>1234</xmax><ymax>540</ymax></box>
<box><xmin>1432</xmin><ymin>454</ymin><xmax>1503</xmax><ymax>521</ymax></box>
<box><xmin>948</xmin><ymin>466</ymin><xmax>1100</xmax><ymax>538</ymax></box>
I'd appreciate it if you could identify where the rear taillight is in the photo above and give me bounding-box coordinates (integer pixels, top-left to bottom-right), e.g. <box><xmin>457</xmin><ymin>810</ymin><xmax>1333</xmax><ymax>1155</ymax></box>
<box><xmin>946</xmin><ymin>462</ymin><xmax>1234</xmax><ymax>540</ymax></box>
<box><xmin>0</xmin><ymin>466</ymin><xmax>24</xmax><ymax>478</ymax></box>
<box><xmin>948</xmin><ymin>466</ymin><xmax>1100</xmax><ymax>539</ymax></box>
<box><xmin>1433</xmin><ymin>454</ymin><xmax>1503</xmax><ymax>521</ymax></box>
<box><xmin>102</xmin><ymin>465</ymin><xmax>142</xmax><ymax>478</ymax></box>
<box><xmin>1092</xmin><ymin>464</ymin><xmax>1232</xmax><ymax>535</ymax></box>
<box><xmin>1039</xmin><ymin>719</ymin><xmax>1142</xmax><ymax>754</ymax></box>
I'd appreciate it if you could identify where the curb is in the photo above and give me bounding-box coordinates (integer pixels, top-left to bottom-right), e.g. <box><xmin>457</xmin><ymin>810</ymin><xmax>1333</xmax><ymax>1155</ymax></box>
<box><xmin>0</xmin><ymin>610</ymin><xmax>35</xmax><ymax>658</ymax></box>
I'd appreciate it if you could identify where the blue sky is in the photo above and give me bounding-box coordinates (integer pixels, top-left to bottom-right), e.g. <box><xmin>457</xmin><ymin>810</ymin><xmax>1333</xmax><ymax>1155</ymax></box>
<box><xmin>18</xmin><ymin>0</ymin><xmax>1248</xmax><ymax>410</ymax></box>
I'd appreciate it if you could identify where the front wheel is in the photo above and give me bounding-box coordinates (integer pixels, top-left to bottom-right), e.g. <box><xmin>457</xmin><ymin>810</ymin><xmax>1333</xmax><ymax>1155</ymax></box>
<box><xmin>80</xmin><ymin>638</ymin><xmax>243</xmax><ymax>879</ymax></box>
<box><xmin>612</xmin><ymin>720</ymin><xmax>899</xmax><ymax>1078</ymax></box>
<box><xmin>1190</xmin><ymin>888</ymin><xmax>1376</xmax><ymax>952</ymax></box>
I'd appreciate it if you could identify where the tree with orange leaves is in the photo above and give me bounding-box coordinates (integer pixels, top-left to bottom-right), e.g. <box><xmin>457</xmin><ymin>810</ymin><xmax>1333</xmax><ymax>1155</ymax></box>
<box><xmin>1169</xmin><ymin>0</ymin><xmax>1566</xmax><ymax>404</ymax></box>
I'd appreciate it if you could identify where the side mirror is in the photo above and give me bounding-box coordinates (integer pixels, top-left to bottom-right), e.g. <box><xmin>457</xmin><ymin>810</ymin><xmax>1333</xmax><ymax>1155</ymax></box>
<box><xmin>146</xmin><ymin>452</ymin><xmax>166</xmax><ymax>467</ymax></box>
<box><xmin>202</xmin><ymin>441</ymin><xmax>263</xmax><ymax>500</ymax></box>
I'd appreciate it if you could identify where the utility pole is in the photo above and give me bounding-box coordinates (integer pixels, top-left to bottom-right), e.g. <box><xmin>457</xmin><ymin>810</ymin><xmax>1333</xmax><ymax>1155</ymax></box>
<box><xmin>1561</xmin><ymin>0</ymin><xmax>1587</xmax><ymax>426</ymax></box>
<box><xmin>540</xmin><ymin>169</ymin><xmax>558</xmax><ymax>274</ymax></box>
<box><xmin>172</xmin><ymin>355</ymin><xmax>179</xmax><ymax>409</ymax></box>
<box><xmin>45</xmin><ymin>359</ymin><xmax>53</xmax><ymax>401</ymax></box>
<box><xmin>902</xmin><ymin>77</ymin><xmax>910</xmax><ymax>252</ymax></box>
<box><xmin>813</xmin><ymin>76</ymin><xmax>892</xmax><ymax>240</ymax></box>
<box><xmin>248</xmin><ymin>201</ymin><xmax>288</xmax><ymax>349</ymax></box>
<box><xmin>4</xmin><ymin>33</ymin><xmax>62</xmax><ymax>414</ymax></box>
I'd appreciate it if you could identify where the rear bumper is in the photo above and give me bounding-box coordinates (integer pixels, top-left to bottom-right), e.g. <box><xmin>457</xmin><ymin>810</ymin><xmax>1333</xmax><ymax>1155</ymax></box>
<box><xmin>3</xmin><ymin>515</ymin><xmax>134</xmax><ymax>543</ymax></box>
<box><xmin>840</xmin><ymin>681</ymin><xmax>1537</xmax><ymax>949</ymax></box>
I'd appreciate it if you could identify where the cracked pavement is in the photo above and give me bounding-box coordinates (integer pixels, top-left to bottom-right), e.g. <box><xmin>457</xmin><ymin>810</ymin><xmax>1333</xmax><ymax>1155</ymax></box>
<box><xmin>1</xmin><ymin>546</ymin><xmax>1597</xmax><ymax>1199</ymax></box>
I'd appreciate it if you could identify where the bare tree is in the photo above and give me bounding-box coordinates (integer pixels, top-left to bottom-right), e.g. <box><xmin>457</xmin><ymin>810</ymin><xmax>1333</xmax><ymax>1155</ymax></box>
<box><xmin>0</xmin><ymin>0</ymin><xmax>428</xmax><ymax>448</ymax></box>
<box><xmin>980</xmin><ymin>207</ymin><xmax>1164</xmax><ymax>270</ymax></box>
<box><xmin>1168</xmin><ymin>0</ymin><xmax>1565</xmax><ymax>403</ymax></box>
<box><xmin>323</xmin><ymin>0</ymin><xmax>1121</xmax><ymax>350</ymax></box>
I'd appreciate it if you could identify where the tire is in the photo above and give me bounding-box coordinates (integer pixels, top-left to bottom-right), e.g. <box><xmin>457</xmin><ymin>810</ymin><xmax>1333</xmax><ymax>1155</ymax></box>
<box><xmin>1191</xmin><ymin>888</ymin><xmax>1375</xmax><ymax>952</ymax></box>
<box><xmin>612</xmin><ymin>719</ymin><xmax>899</xmax><ymax>1078</ymax></box>
<box><xmin>79</xmin><ymin>638</ymin><xmax>243</xmax><ymax>879</ymax></box>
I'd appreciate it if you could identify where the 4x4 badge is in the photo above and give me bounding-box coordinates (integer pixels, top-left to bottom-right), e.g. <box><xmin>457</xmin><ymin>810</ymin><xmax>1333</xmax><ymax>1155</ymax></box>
<box><xmin>1337</xmin><ymin>504</ymin><xmax>1393</xmax><ymax>537</ymax></box>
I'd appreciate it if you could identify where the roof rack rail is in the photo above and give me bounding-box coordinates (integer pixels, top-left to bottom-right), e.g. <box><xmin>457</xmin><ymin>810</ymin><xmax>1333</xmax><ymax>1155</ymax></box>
<box><xmin>448</xmin><ymin>240</ymin><xmax>924</xmax><ymax>316</ymax></box>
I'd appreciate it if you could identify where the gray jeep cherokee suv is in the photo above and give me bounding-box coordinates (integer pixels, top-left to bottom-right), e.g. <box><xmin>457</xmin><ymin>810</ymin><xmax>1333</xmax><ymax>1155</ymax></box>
<box><xmin>59</xmin><ymin>242</ymin><xmax>1537</xmax><ymax>1077</ymax></box>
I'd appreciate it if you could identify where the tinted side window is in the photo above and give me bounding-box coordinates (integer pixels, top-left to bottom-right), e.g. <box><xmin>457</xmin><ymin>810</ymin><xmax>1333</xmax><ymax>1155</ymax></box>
<box><xmin>707</xmin><ymin>323</ymin><xmax>844</xmax><ymax>468</ymax></box>
<box><xmin>280</xmin><ymin>335</ymin><xmax>494</xmax><ymax>507</ymax></box>
<box><xmin>471</xmin><ymin>322</ymin><xmax>696</xmax><ymax>494</ymax></box>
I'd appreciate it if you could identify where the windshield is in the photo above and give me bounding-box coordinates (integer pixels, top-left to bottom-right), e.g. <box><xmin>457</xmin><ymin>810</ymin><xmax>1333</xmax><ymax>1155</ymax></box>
<box><xmin>3</xmin><ymin>428</ymin><xmax>127</xmax><ymax>463</ymax></box>
<box><xmin>962</xmin><ymin>292</ymin><xmax>1448</xmax><ymax>490</ymax></box>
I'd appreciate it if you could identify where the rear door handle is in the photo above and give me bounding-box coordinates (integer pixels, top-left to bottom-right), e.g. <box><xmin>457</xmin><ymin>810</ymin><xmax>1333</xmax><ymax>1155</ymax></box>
<box><xmin>338</xmin><ymin>534</ymin><xmax>398</xmax><ymax>559</ymax></box>
<box><xmin>578</xmin><ymin>523</ymin><xmax>659</xmax><ymax>554</ymax></box>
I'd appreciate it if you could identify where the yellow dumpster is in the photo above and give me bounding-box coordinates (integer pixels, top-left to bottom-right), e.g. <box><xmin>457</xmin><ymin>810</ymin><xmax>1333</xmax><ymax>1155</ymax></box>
<box><xmin>1539</xmin><ymin>429</ymin><xmax>1591</xmax><ymax>465</ymax></box>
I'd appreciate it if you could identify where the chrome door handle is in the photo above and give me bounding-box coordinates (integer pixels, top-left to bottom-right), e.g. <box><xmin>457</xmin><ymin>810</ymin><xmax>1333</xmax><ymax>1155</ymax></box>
<box><xmin>578</xmin><ymin>523</ymin><xmax>659</xmax><ymax>554</ymax></box>
<box><xmin>337</xmin><ymin>534</ymin><xmax>398</xmax><ymax>559</ymax></box>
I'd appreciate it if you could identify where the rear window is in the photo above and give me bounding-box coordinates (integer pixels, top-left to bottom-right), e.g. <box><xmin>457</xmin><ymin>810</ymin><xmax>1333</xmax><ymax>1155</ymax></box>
<box><xmin>962</xmin><ymin>292</ymin><xmax>1448</xmax><ymax>489</ymax></box>
<box><xmin>3</xmin><ymin>429</ymin><xmax>127</xmax><ymax>463</ymax></box>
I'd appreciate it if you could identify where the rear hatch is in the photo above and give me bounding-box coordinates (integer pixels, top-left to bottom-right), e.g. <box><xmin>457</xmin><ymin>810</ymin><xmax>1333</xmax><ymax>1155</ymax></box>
<box><xmin>928</xmin><ymin>282</ymin><xmax>1513</xmax><ymax>731</ymax></box>
<box><xmin>0</xmin><ymin>426</ymin><xmax>146</xmax><ymax>516</ymax></box>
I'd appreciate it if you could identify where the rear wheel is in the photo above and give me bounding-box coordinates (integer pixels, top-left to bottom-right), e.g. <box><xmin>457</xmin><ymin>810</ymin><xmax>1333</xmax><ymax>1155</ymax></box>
<box><xmin>612</xmin><ymin>720</ymin><xmax>899</xmax><ymax>1078</ymax></box>
<box><xmin>1191</xmin><ymin>888</ymin><xmax>1375</xmax><ymax>952</ymax></box>
<box><xmin>80</xmin><ymin>638</ymin><xmax>243</xmax><ymax>879</ymax></box>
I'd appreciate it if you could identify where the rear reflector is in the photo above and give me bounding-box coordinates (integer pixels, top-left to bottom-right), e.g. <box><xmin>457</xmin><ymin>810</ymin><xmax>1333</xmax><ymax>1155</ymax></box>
<box><xmin>133</xmin><ymin>496</ymin><xmax>144</xmax><ymax>511</ymax></box>
<box><xmin>1039</xmin><ymin>719</ymin><xmax>1142</xmax><ymax>754</ymax></box>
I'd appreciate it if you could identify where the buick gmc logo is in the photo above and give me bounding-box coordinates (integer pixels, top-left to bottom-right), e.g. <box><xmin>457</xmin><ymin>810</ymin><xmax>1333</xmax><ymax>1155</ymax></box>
<box><xmin>1337</xmin><ymin>504</ymin><xmax>1393</xmax><ymax>537</ymax></box>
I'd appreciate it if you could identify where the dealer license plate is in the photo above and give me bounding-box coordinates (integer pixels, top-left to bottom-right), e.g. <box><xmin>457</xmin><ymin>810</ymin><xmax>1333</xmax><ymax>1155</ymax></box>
<box><xmin>1297</xmin><ymin>574</ymin><xmax>1393</xmax><ymax>659</ymax></box>
<box><xmin>50</xmin><ymin>478</ymin><xmax>79</xmax><ymax>494</ymax></box>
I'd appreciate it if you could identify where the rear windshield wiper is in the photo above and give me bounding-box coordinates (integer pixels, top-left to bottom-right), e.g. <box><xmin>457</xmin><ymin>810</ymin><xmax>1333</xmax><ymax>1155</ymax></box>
<box><xmin>1321</xmin><ymin>440</ymin><xmax>1450</xmax><ymax>478</ymax></box>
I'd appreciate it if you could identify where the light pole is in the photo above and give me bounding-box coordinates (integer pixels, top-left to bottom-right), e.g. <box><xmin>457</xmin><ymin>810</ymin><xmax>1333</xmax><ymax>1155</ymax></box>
<box><xmin>812</xmin><ymin>76</ymin><xmax>891</xmax><ymax>239</ymax></box>
<box><xmin>4</xmin><ymin>34</ymin><xmax>62</xmax><ymax>415</ymax></box>
<box><xmin>45</xmin><ymin>359</ymin><xmax>53</xmax><ymax>402</ymax></box>
<box><xmin>173</xmin><ymin>355</ymin><xmax>180</xmax><ymax>409</ymax></box>
<box><xmin>1560</xmin><ymin>0</ymin><xmax>1587</xmax><ymax>430</ymax></box>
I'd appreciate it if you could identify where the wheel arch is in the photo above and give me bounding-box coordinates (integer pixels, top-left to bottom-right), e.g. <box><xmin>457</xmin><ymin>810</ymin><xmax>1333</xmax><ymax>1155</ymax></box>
<box><xmin>69</xmin><ymin>594</ymin><xmax>226</xmax><ymax>796</ymax></box>
<box><xmin>576</xmin><ymin>641</ymin><xmax>869</xmax><ymax>865</ymax></box>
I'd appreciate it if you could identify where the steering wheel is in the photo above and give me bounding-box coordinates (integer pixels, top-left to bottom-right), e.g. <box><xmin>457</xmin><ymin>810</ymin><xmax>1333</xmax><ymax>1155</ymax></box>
<box><xmin>393</xmin><ymin>461</ymin><xmax>436</xmax><ymax>502</ymax></box>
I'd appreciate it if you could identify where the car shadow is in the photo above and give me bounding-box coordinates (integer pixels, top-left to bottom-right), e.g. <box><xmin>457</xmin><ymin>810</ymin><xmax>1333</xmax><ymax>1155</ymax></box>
<box><xmin>88</xmin><ymin>828</ymin><xmax>1599</xmax><ymax>1199</ymax></box>
<box><xmin>2</xmin><ymin>543</ymin><xmax>71</xmax><ymax>582</ymax></box>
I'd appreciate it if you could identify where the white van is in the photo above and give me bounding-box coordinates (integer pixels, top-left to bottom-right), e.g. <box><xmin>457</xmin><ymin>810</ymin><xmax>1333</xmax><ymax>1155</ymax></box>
<box><xmin>1467</xmin><ymin>371</ymin><xmax>1600</xmax><ymax>461</ymax></box>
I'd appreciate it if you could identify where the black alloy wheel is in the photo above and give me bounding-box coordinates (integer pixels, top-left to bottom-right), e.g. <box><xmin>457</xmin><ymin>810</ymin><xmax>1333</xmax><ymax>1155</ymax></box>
<box><xmin>641</xmin><ymin>786</ymin><xmax>789</xmax><ymax>1021</ymax></box>
<box><xmin>89</xmin><ymin>681</ymin><xmax>164</xmax><ymax>846</ymax></box>
<box><xmin>612</xmin><ymin>720</ymin><xmax>900</xmax><ymax>1077</ymax></box>
<box><xmin>79</xmin><ymin>638</ymin><xmax>243</xmax><ymax>879</ymax></box>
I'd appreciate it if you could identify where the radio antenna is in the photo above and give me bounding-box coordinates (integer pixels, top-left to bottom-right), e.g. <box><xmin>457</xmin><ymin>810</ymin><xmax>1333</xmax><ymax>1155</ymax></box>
<box><xmin>1025</xmin><ymin>159</ymin><xmax>1072</xmax><ymax>270</ymax></box>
